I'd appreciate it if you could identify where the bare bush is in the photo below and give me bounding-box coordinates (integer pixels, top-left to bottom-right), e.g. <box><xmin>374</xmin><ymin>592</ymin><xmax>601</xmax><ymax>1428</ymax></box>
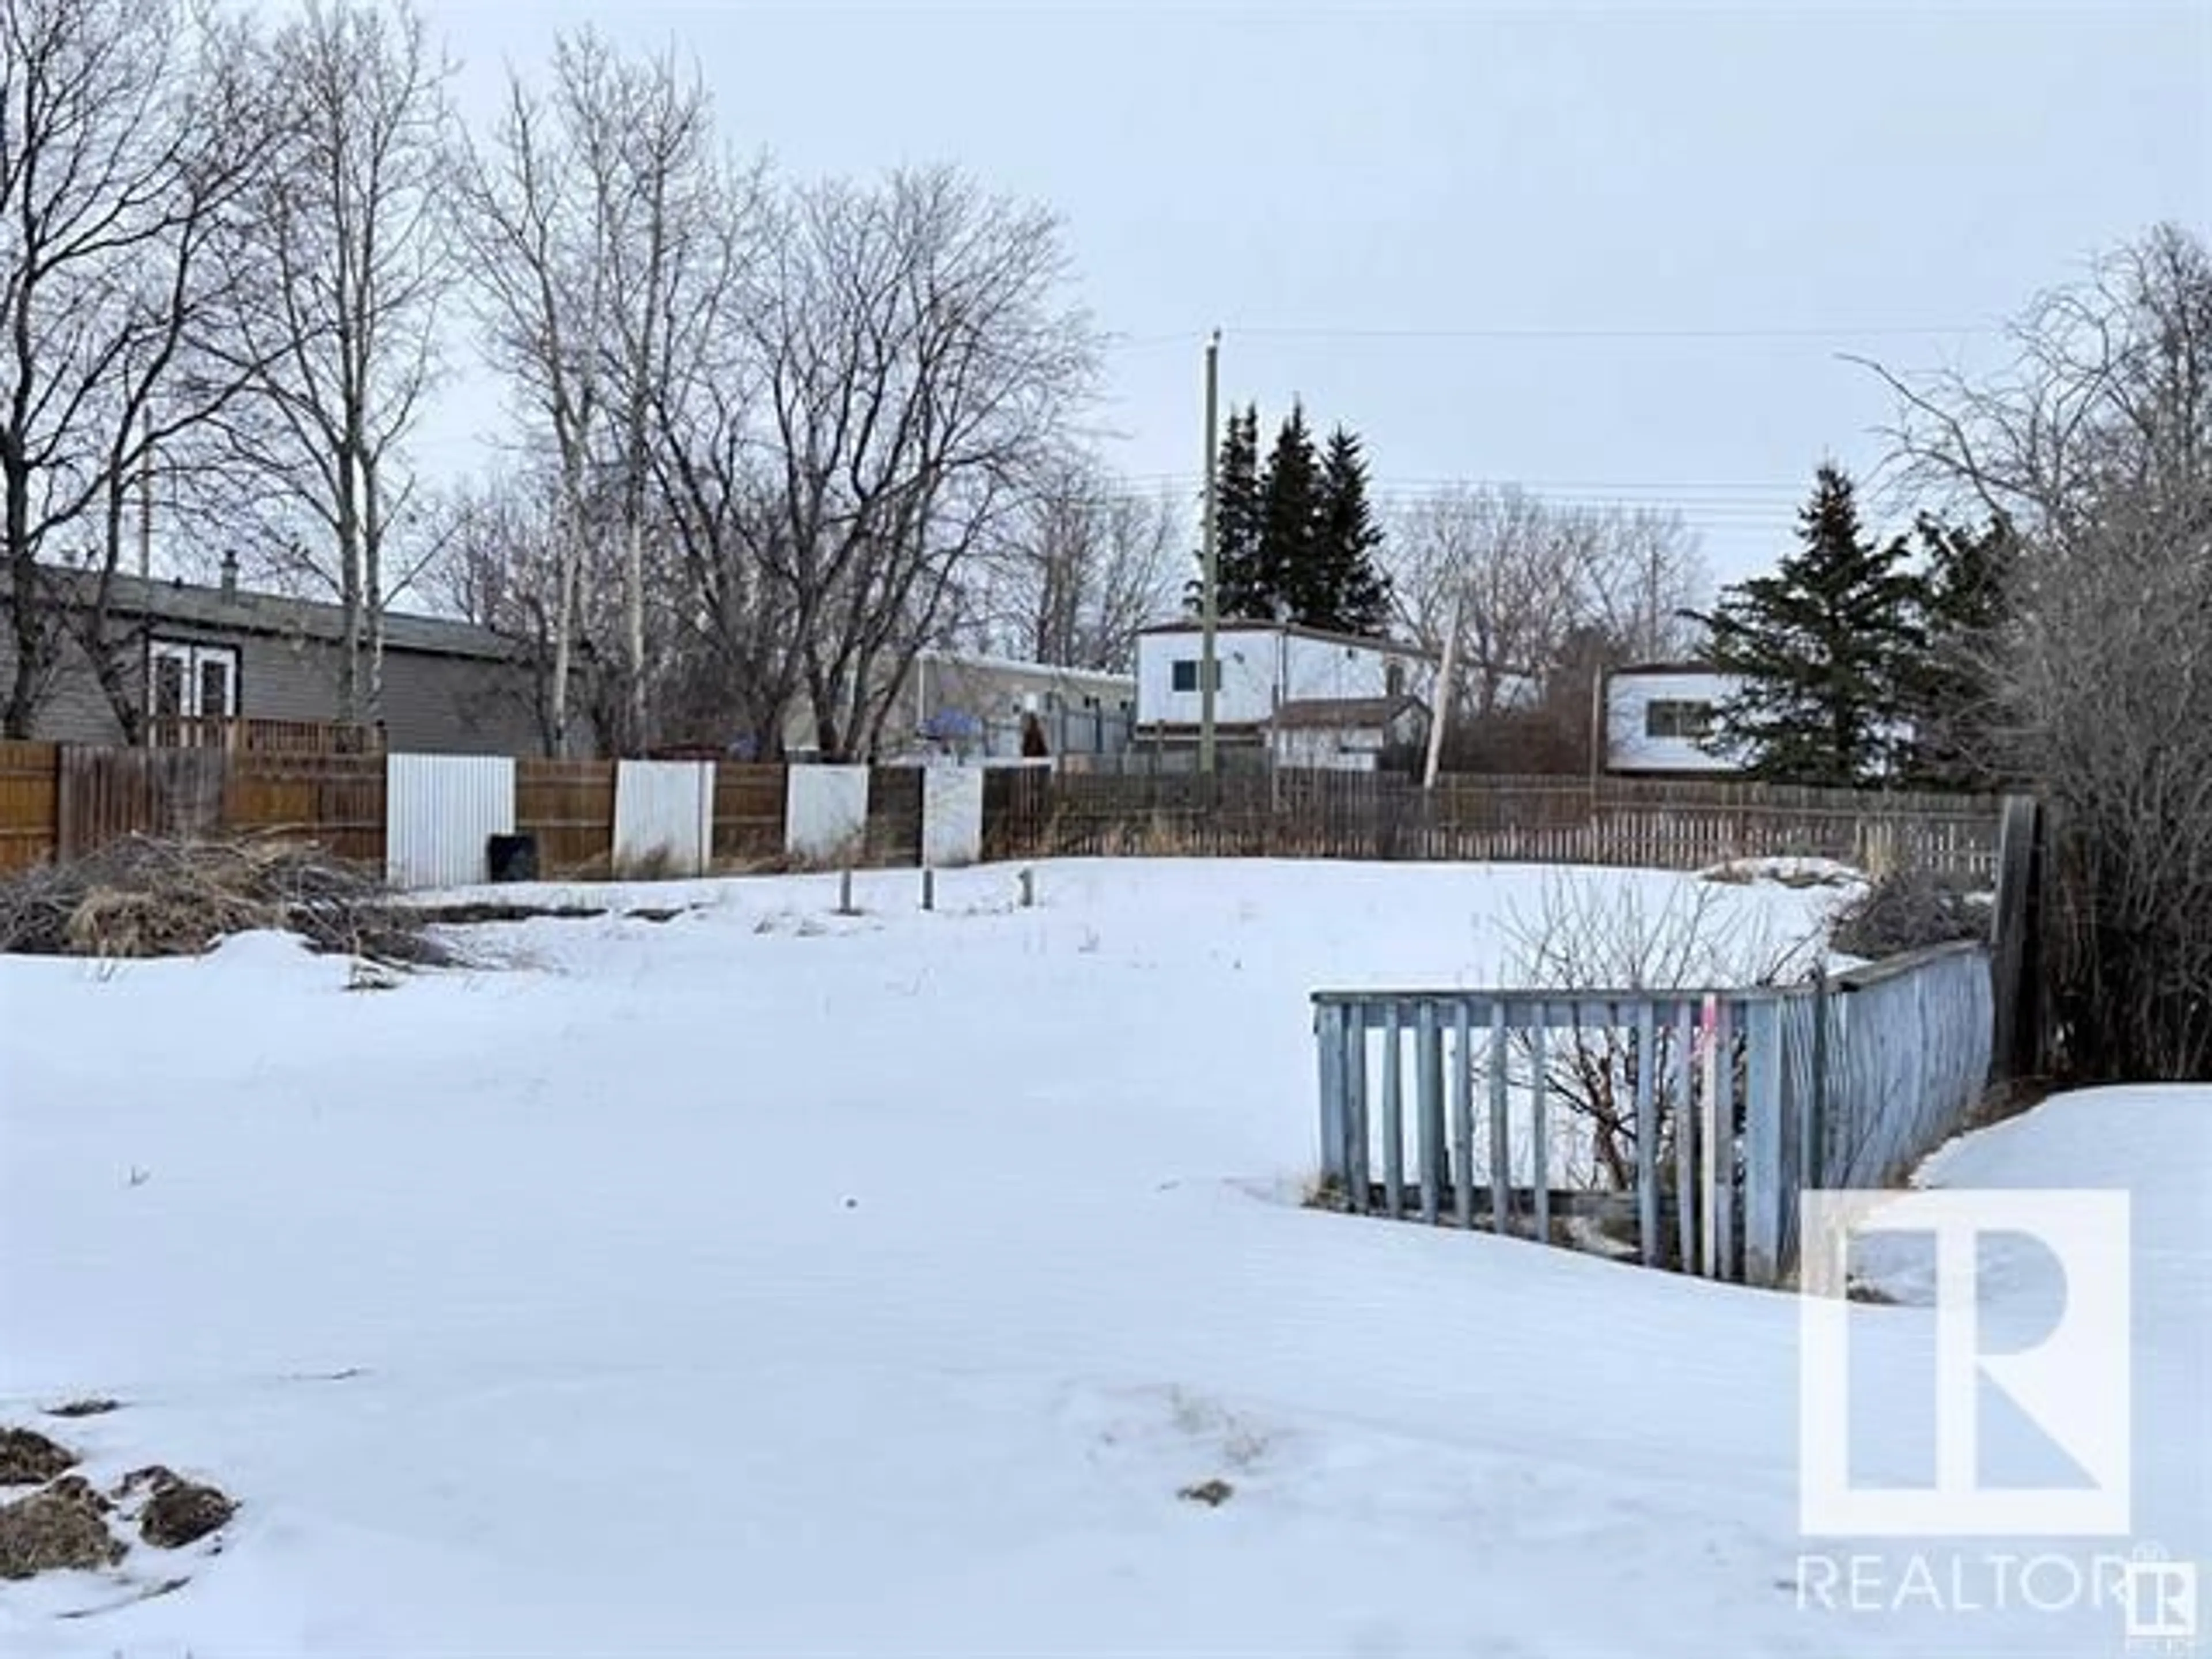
<box><xmin>1863</xmin><ymin>222</ymin><xmax>2212</xmax><ymax>1080</ymax></box>
<box><xmin>1494</xmin><ymin>876</ymin><xmax>1820</xmax><ymax>1188</ymax></box>
<box><xmin>1829</xmin><ymin>869</ymin><xmax>1988</xmax><ymax>961</ymax></box>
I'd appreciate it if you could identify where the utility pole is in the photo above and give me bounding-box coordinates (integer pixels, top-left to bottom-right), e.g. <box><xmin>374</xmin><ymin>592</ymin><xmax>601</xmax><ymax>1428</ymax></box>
<box><xmin>1422</xmin><ymin>588</ymin><xmax>1463</xmax><ymax>790</ymax></box>
<box><xmin>1199</xmin><ymin>329</ymin><xmax>1221</xmax><ymax>776</ymax></box>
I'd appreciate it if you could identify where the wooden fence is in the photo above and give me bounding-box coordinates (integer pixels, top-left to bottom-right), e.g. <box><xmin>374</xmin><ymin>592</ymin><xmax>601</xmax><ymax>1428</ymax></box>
<box><xmin>0</xmin><ymin>741</ymin><xmax>2005</xmax><ymax>884</ymax></box>
<box><xmin>983</xmin><ymin>770</ymin><xmax>2002</xmax><ymax>878</ymax></box>
<box><xmin>0</xmin><ymin>742</ymin><xmax>58</xmax><ymax>874</ymax></box>
<box><xmin>1310</xmin><ymin>942</ymin><xmax>1996</xmax><ymax>1287</ymax></box>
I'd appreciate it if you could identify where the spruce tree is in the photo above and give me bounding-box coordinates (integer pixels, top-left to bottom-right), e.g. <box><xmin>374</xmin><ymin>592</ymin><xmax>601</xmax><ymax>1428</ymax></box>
<box><xmin>1253</xmin><ymin>403</ymin><xmax>1321</xmax><ymax>622</ymax></box>
<box><xmin>1900</xmin><ymin>513</ymin><xmax>2012</xmax><ymax>790</ymax></box>
<box><xmin>1187</xmin><ymin>404</ymin><xmax>1266</xmax><ymax>616</ymax></box>
<box><xmin>1304</xmin><ymin>425</ymin><xmax>1393</xmax><ymax>635</ymax></box>
<box><xmin>1692</xmin><ymin>464</ymin><xmax>1923</xmax><ymax>786</ymax></box>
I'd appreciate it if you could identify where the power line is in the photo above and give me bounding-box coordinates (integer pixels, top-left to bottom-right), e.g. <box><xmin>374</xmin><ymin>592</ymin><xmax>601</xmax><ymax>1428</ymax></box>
<box><xmin>1116</xmin><ymin>470</ymin><xmax>1806</xmax><ymax>494</ymax></box>
<box><xmin>1099</xmin><ymin>472</ymin><xmax>1808</xmax><ymax>517</ymax></box>
<box><xmin>1102</xmin><ymin>321</ymin><xmax>1999</xmax><ymax>350</ymax></box>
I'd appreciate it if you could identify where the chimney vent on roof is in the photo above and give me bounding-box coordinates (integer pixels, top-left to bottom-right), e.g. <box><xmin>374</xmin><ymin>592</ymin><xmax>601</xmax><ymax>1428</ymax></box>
<box><xmin>219</xmin><ymin>549</ymin><xmax>238</xmax><ymax>601</ymax></box>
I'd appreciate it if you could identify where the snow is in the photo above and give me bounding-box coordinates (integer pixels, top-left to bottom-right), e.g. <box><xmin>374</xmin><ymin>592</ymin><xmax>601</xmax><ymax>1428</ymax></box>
<box><xmin>0</xmin><ymin>858</ymin><xmax>2203</xmax><ymax>1656</ymax></box>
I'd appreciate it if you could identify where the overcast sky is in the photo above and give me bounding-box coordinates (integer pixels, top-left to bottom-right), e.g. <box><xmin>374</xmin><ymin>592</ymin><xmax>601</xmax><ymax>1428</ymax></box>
<box><xmin>412</xmin><ymin>0</ymin><xmax>2210</xmax><ymax>588</ymax></box>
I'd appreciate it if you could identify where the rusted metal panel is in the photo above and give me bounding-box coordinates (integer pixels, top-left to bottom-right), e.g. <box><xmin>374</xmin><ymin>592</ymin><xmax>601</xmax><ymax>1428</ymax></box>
<box><xmin>384</xmin><ymin>753</ymin><xmax>515</xmax><ymax>891</ymax></box>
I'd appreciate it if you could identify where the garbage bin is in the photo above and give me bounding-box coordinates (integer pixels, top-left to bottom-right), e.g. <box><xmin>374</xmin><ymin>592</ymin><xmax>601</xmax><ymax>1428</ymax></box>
<box><xmin>487</xmin><ymin>833</ymin><xmax>539</xmax><ymax>884</ymax></box>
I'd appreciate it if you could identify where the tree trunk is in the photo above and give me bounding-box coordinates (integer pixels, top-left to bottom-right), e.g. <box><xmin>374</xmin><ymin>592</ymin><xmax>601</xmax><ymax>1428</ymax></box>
<box><xmin>4</xmin><ymin>443</ymin><xmax>47</xmax><ymax>739</ymax></box>
<box><xmin>364</xmin><ymin>451</ymin><xmax>388</xmax><ymax>725</ymax></box>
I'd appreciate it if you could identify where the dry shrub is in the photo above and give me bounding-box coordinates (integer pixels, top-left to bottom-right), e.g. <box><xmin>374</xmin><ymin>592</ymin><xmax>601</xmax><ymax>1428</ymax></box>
<box><xmin>1495</xmin><ymin>875</ymin><xmax>1821</xmax><ymax>1189</ymax></box>
<box><xmin>1830</xmin><ymin>869</ymin><xmax>1988</xmax><ymax>960</ymax></box>
<box><xmin>611</xmin><ymin>844</ymin><xmax>680</xmax><ymax>883</ymax></box>
<box><xmin>0</xmin><ymin>834</ymin><xmax>451</xmax><ymax>966</ymax></box>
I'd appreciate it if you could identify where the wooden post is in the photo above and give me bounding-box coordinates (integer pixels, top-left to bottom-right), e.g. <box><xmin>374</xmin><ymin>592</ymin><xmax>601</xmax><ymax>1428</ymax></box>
<box><xmin>1743</xmin><ymin>998</ymin><xmax>1786</xmax><ymax>1289</ymax></box>
<box><xmin>838</xmin><ymin>868</ymin><xmax>855</xmax><ymax>915</ymax></box>
<box><xmin>1450</xmin><ymin>1001</ymin><xmax>1474</xmax><ymax>1229</ymax></box>
<box><xmin>1381</xmin><ymin>1003</ymin><xmax>1404</xmax><ymax>1219</ymax></box>
<box><xmin>1316</xmin><ymin>1003</ymin><xmax>1350</xmax><ymax>1191</ymax></box>
<box><xmin>921</xmin><ymin>866</ymin><xmax>934</xmax><ymax>911</ymax></box>
<box><xmin>1018</xmin><ymin>867</ymin><xmax>1035</xmax><ymax>908</ymax></box>
<box><xmin>1988</xmin><ymin>794</ymin><xmax>2045</xmax><ymax>1085</ymax></box>
<box><xmin>1634</xmin><ymin>1001</ymin><xmax>1660</xmax><ymax>1267</ymax></box>
<box><xmin>1487</xmin><ymin>1005</ymin><xmax>1512</xmax><ymax>1237</ymax></box>
<box><xmin>1198</xmin><ymin>331</ymin><xmax>1221</xmax><ymax>777</ymax></box>
<box><xmin>1700</xmin><ymin>994</ymin><xmax>1729</xmax><ymax>1280</ymax></box>
<box><xmin>1416</xmin><ymin>1001</ymin><xmax>1444</xmax><ymax>1222</ymax></box>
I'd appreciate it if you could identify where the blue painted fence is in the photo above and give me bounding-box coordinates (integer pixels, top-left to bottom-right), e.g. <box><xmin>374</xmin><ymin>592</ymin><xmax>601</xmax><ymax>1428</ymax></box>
<box><xmin>1310</xmin><ymin>942</ymin><xmax>1994</xmax><ymax>1287</ymax></box>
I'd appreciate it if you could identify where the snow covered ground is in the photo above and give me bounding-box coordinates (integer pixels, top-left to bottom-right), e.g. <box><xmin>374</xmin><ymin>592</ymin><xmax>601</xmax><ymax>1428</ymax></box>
<box><xmin>0</xmin><ymin>858</ymin><xmax>2202</xmax><ymax>1657</ymax></box>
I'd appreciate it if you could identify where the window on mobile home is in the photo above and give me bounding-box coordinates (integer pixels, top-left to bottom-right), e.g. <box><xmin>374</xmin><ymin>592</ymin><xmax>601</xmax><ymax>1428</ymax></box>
<box><xmin>1645</xmin><ymin>699</ymin><xmax>1714</xmax><ymax>740</ymax></box>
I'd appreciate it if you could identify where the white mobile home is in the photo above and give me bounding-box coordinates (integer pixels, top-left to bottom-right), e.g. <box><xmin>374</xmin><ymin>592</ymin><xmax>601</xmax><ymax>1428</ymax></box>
<box><xmin>1601</xmin><ymin>666</ymin><xmax>1749</xmax><ymax>776</ymax></box>
<box><xmin>1134</xmin><ymin>620</ymin><xmax>1434</xmax><ymax>748</ymax></box>
<box><xmin>782</xmin><ymin>649</ymin><xmax>1136</xmax><ymax>763</ymax></box>
<box><xmin>1266</xmin><ymin>695</ymin><xmax>1429</xmax><ymax>772</ymax></box>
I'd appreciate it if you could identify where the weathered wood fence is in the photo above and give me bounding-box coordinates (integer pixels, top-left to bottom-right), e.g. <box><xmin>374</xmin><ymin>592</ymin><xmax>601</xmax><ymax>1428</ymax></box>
<box><xmin>986</xmin><ymin>770</ymin><xmax>2001</xmax><ymax>878</ymax></box>
<box><xmin>2</xmin><ymin>735</ymin><xmax>2005</xmax><ymax>888</ymax></box>
<box><xmin>1310</xmin><ymin>942</ymin><xmax>1995</xmax><ymax>1287</ymax></box>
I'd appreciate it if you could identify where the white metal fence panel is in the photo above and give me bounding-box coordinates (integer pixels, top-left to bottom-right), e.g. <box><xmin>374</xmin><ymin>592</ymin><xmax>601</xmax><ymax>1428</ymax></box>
<box><xmin>921</xmin><ymin>766</ymin><xmax>984</xmax><ymax>866</ymax></box>
<box><xmin>613</xmin><ymin>760</ymin><xmax>715</xmax><ymax>878</ymax></box>
<box><xmin>786</xmin><ymin>764</ymin><xmax>869</xmax><ymax>862</ymax></box>
<box><xmin>385</xmin><ymin>753</ymin><xmax>516</xmax><ymax>891</ymax></box>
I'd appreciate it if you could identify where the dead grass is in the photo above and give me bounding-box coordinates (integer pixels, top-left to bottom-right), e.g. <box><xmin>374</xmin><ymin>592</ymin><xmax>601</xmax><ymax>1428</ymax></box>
<box><xmin>0</xmin><ymin>1427</ymin><xmax>76</xmax><ymax>1486</ymax></box>
<box><xmin>134</xmin><ymin>1472</ymin><xmax>236</xmax><ymax>1550</ymax></box>
<box><xmin>0</xmin><ymin>1477</ymin><xmax>122</xmax><ymax>1579</ymax></box>
<box><xmin>42</xmin><ymin>1399</ymin><xmax>119</xmax><ymax>1421</ymax></box>
<box><xmin>1177</xmin><ymin>1478</ymin><xmax>1234</xmax><ymax>1508</ymax></box>
<box><xmin>610</xmin><ymin>844</ymin><xmax>680</xmax><ymax>884</ymax></box>
<box><xmin>0</xmin><ymin>834</ymin><xmax>450</xmax><ymax>966</ymax></box>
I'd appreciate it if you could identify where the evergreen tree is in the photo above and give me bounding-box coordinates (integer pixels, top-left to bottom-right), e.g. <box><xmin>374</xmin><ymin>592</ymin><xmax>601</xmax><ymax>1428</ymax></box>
<box><xmin>1186</xmin><ymin>404</ymin><xmax>1266</xmax><ymax>616</ymax></box>
<box><xmin>1899</xmin><ymin>513</ymin><xmax>2013</xmax><ymax>789</ymax></box>
<box><xmin>1692</xmin><ymin>464</ymin><xmax>1923</xmax><ymax>786</ymax></box>
<box><xmin>1184</xmin><ymin>402</ymin><xmax>1393</xmax><ymax>634</ymax></box>
<box><xmin>1303</xmin><ymin>425</ymin><xmax>1393</xmax><ymax>635</ymax></box>
<box><xmin>1254</xmin><ymin>402</ymin><xmax>1321</xmax><ymax>622</ymax></box>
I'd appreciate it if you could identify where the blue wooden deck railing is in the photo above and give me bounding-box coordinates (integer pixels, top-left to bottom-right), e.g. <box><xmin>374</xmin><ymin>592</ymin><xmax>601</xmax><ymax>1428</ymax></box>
<box><xmin>1309</xmin><ymin>942</ymin><xmax>1993</xmax><ymax>1287</ymax></box>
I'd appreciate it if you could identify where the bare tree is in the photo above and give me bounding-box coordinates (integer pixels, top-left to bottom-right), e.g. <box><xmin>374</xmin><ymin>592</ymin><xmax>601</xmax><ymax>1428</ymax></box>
<box><xmin>749</xmin><ymin>166</ymin><xmax>1098</xmax><ymax>760</ymax></box>
<box><xmin>224</xmin><ymin>0</ymin><xmax>455</xmax><ymax>726</ymax></box>
<box><xmin>426</xmin><ymin>470</ymin><xmax>577</xmax><ymax>749</ymax></box>
<box><xmin>1390</xmin><ymin>486</ymin><xmax>1709</xmax><ymax>726</ymax></box>
<box><xmin>455</xmin><ymin>29</ymin><xmax>760</xmax><ymax>755</ymax></box>
<box><xmin>967</xmin><ymin>464</ymin><xmax>1180</xmax><ymax>671</ymax></box>
<box><xmin>1567</xmin><ymin>505</ymin><xmax>1710</xmax><ymax>664</ymax></box>
<box><xmin>646</xmin><ymin>365</ymin><xmax>803</xmax><ymax>756</ymax></box>
<box><xmin>1390</xmin><ymin>485</ymin><xmax>1582</xmax><ymax>717</ymax></box>
<box><xmin>1861</xmin><ymin>222</ymin><xmax>2212</xmax><ymax>1080</ymax></box>
<box><xmin>1</xmin><ymin>0</ymin><xmax>273</xmax><ymax>737</ymax></box>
